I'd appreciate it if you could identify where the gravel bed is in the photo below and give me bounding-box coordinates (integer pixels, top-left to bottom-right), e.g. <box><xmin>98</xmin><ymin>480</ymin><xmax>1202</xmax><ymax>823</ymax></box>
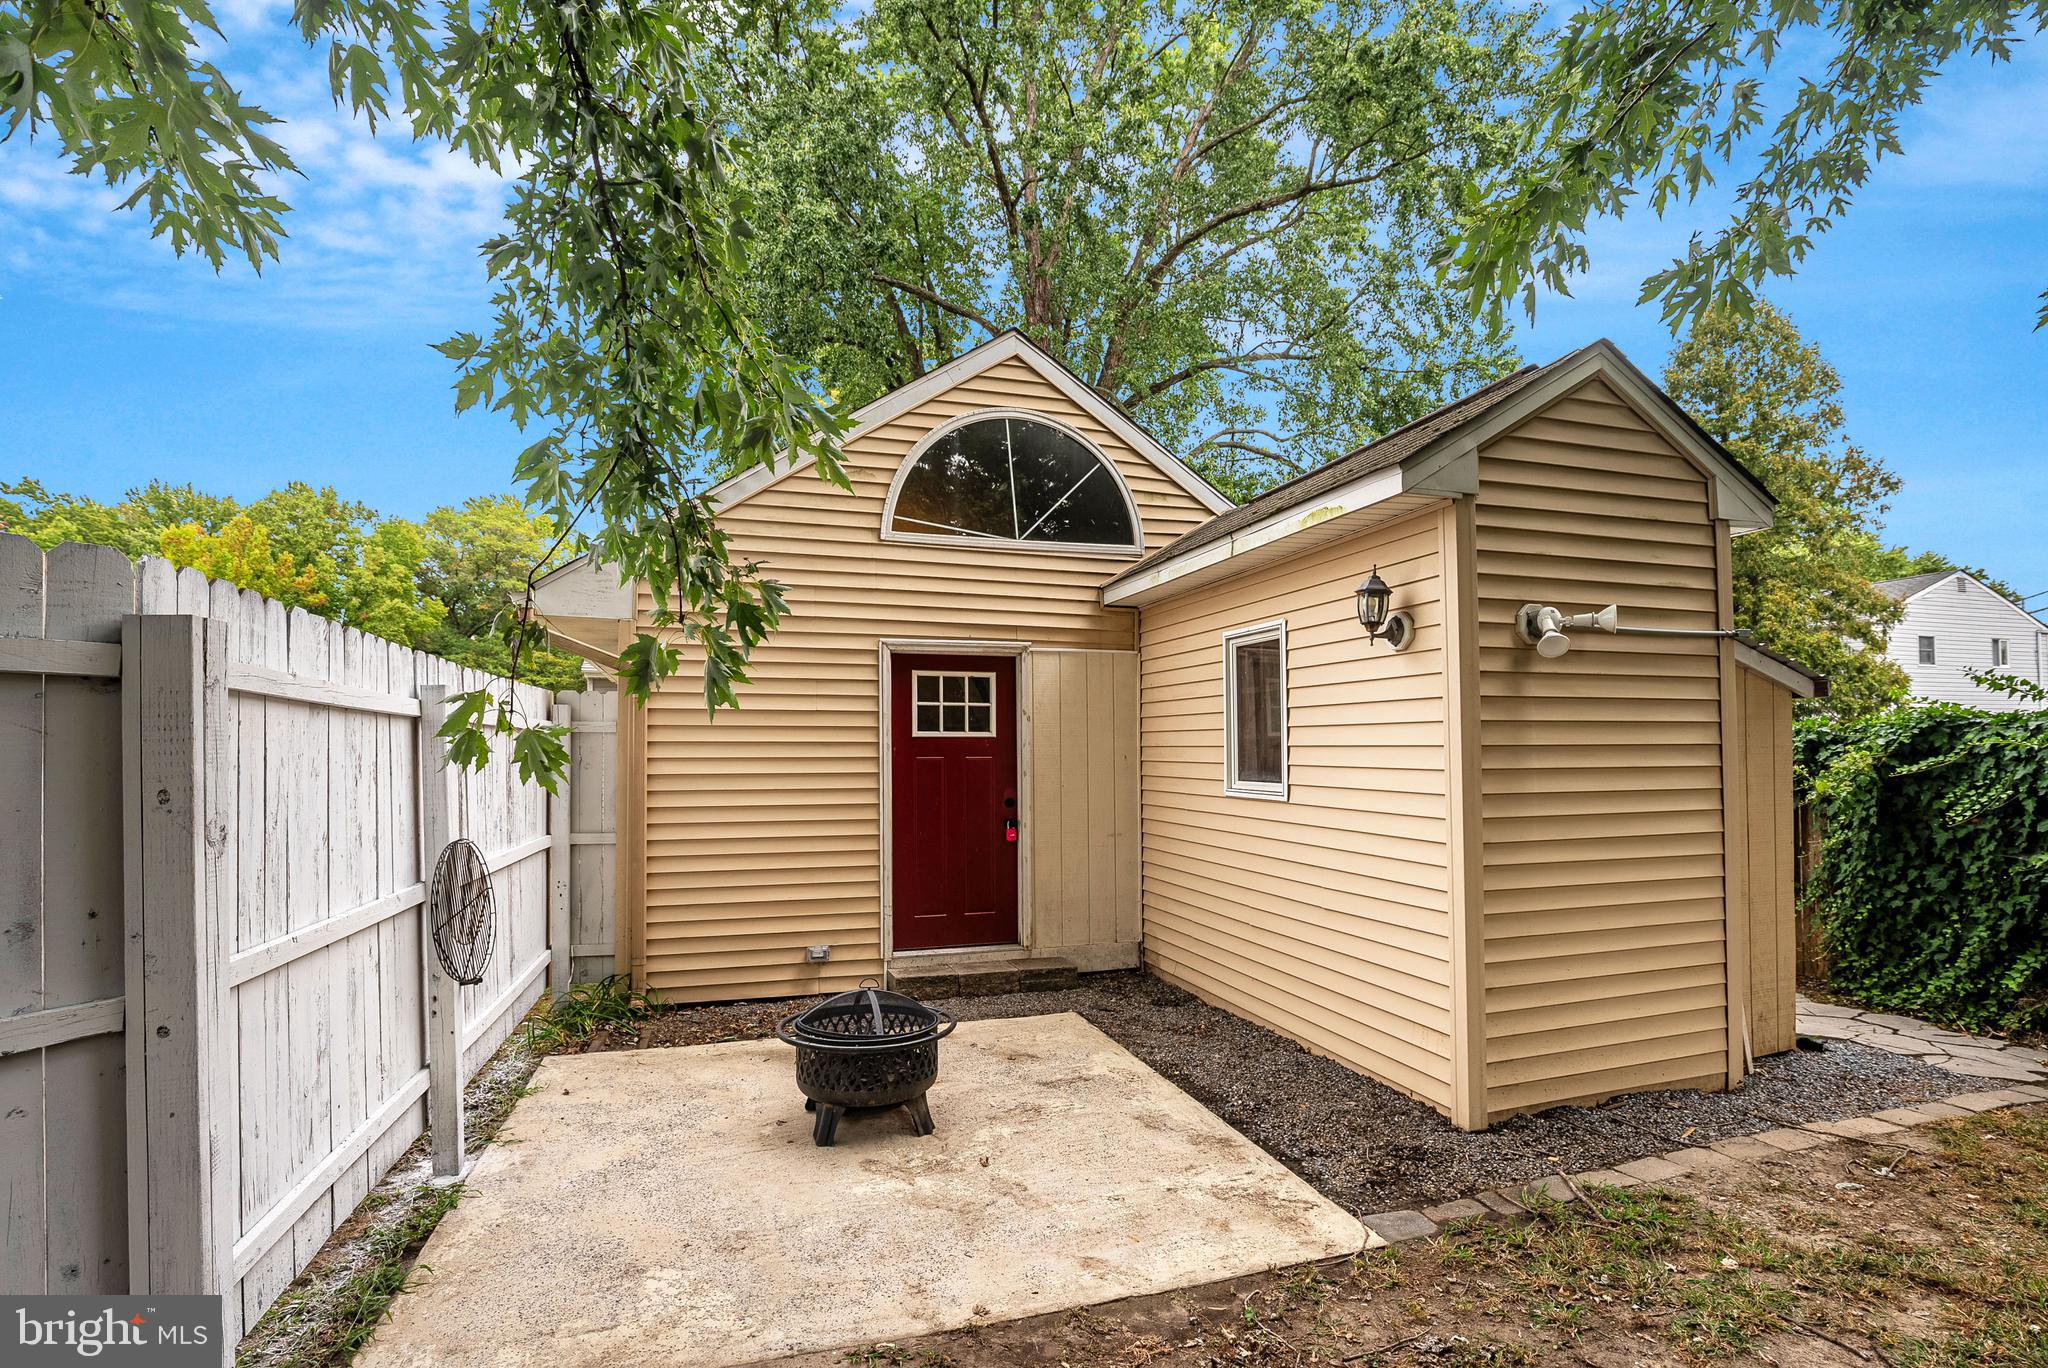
<box><xmin>942</xmin><ymin>973</ymin><xmax>1969</xmax><ymax>1213</ymax></box>
<box><xmin>570</xmin><ymin>970</ymin><xmax>1971</xmax><ymax>1216</ymax></box>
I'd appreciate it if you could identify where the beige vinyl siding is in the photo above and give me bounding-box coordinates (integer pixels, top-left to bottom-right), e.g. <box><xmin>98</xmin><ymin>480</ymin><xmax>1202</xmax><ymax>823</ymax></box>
<box><xmin>1139</xmin><ymin>510</ymin><xmax>1457</xmax><ymax>1111</ymax></box>
<box><xmin>1026</xmin><ymin>650</ymin><xmax>1142</xmax><ymax>967</ymax></box>
<box><xmin>1475</xmin><ymin>377</ymin><xmax>1730</xmax><ymax>1120</ymax></box>
<box><xmin>1739</xmin><ymin>666</ymin><xmax>1798</xmax><ymax>1057</ymax></box>
<box><xmin>638</xmin><ymin>356</ymin><xmax>1213</xmax><ymax>1000</ymax></box>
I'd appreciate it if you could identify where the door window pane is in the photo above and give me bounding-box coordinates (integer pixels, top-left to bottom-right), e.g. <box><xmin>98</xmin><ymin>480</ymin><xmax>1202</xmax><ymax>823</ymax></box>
<box><xmin>910</xmin><ymin>672</ymin><xmax>999</xmax><ymax>736</ymax></box>
<box><xmin>1226</xmin><ymin>627</ymin><xmax>1285</xmax><ymax>795</ymax></box>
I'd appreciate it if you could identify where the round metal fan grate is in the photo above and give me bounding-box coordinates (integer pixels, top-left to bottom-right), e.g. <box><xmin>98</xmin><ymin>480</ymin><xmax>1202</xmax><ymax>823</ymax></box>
<box><xmin>429</xmin><ymin>838</ymin><xmax>496</xmax><ymax>986</ymax></box>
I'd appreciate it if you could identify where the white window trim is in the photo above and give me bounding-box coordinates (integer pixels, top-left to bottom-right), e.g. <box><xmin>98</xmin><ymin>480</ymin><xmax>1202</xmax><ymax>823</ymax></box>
<box><xmin>879</xmin><ymin>408</ymin><xmax>1145</xmax><ymax>558</ymax></box>
<box><xmin>909</xmin><ymin>669</ymin><xmax>999</xmax><ymax>736</ymax></box>
<box><xmin>1222</xmin><ymin>618</ymin><xmax>1288</xmax><ymax>801</ymax></box>
<box><xmin>1992</xmin><ymin>637</ymin><xmax>2010</xmax><ymax>666</ymax></box>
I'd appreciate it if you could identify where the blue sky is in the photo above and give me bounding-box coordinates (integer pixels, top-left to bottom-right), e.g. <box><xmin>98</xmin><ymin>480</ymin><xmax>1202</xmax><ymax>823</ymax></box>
<box><xmin>3</xmin><ymin>12</ymin><xmax>2044</xmax><ymax>599</ymax></box>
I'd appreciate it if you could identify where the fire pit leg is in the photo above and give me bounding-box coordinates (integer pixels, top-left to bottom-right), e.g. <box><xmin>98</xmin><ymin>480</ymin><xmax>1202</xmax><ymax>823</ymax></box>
<box><xmin>811</xmin><ymin>1102</ymin><xmax>844</xmax><ymax>1147</ymax></box>
<box><xmin>905</xmin><ymin>1095</ymin><xmax>934</xmax><ymax>1137</ymax></box>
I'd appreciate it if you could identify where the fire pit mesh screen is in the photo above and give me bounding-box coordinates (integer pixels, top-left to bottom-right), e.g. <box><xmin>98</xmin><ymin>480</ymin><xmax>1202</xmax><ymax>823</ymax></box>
<box><xmin>796</xmin><ymin>1037</ymin><xmax>938</xmax><ymax>1101</ymax></box>
<box><xmin>775</xmin><ymin>986</ymin><xmax>956</xmax><ymax>1145</ymax></box>
<box><xmin>785</xmin><ymin>991</ymin><xmax>945</xmax><ymax>1045</ymax></box>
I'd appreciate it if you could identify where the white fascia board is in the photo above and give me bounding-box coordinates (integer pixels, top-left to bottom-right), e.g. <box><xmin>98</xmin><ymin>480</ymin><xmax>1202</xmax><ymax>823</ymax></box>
<box><xmin>530</xmin><ymin>554</ymin><xmax>634</xmax><ymax>619</ymax></box>
<box><xmin>706</xmin><ymin>332</ymin><xmax>1234</xmax><ymax>516</ymax></box>
<box><xmin>1440</xmin><ymin>344</ymin><xmax>1774</xmax><ymax>534</ymax></box>
<box><xmin>1103</xmin><ymin>342</ymin><xmax>1776</xmax><ymax>609</ymax></box>
<box><xmin>1102</xmin><ymin>465</ymin><xmax>1409</xmax><ymax>607</ymax></box>
<box><xmin>1733</xmin><ymin>642</ymin><xmax>1820</xmax><ymax>698</ymax></box>
<box><xmin>1569</xmin><ymin>344</ymin><xmax>1775</xmax><ymax>534</ymax></box>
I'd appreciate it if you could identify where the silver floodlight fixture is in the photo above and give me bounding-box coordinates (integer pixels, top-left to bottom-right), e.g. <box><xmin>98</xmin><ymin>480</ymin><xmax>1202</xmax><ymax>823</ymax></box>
<box><xmin>1515</xmin><ymin>603</ymin><xmax>1620</xmax><ymax>658</ymax></box>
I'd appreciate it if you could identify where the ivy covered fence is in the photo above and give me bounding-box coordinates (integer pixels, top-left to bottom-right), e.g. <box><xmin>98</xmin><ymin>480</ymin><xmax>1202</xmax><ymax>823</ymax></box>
<box><xmin>1797</xmin><ymin>698</ymin><xmax>2048</xmax><ymax>1037</ymax></box>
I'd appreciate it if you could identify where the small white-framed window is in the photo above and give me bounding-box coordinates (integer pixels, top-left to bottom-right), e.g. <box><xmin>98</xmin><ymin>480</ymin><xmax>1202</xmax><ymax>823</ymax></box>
<box><xmin>1223</xmin><ymin>619</ymin><xmax>1287</xmax><ymax>800</ymax></box>
<box><xmin>1918</xmin><ymin>636</ymin><xmax>1937</xmax><ymax>665</ymax></box>
<box><xmin>1992</xmin><ymin>637</ymin><xmax>2010</xmax><ymax>666</ymax></box>
<box><xmin>911</xmin><ymin>670</ymin><xmax>997</xmax><ymax>736</ymax></box>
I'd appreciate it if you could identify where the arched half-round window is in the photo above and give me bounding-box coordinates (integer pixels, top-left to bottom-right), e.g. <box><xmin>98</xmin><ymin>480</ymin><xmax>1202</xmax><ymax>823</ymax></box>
<box><xmin>885</xmin><ymin>412</ymin><xmax>1140</xmax><ymax>552</ymax></box>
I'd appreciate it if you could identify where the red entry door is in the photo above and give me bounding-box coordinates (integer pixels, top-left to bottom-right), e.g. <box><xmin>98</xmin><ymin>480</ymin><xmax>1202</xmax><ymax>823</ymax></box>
<box><xmin>890</xmin><ymin>654</ymin><xmax>1020</xmax><ymax>951</ymax></box>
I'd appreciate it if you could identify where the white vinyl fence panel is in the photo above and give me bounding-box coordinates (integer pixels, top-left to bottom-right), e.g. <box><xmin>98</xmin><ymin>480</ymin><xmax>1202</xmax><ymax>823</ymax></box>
<box><xmin>0</xmin><ymin>534</ymin><xmax>583</xmax><ymax>1354</ymax></box>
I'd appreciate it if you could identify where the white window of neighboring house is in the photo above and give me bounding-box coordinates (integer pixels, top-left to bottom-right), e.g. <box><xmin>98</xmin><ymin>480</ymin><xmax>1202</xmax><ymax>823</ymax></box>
<box><xmin>1992</xmin><ymin>638</ymin><xmax>2010</xmax><ymax>667</ymax></box>
<box><xmin>1918</xmin><ymin>636</ymin><xmax>1937</xmax><ymax>665</ymax></box>
<box><xmin>1223</xmin><ymin>619</ymin><xmax>1287</xmax><ymax>800</ymax></box>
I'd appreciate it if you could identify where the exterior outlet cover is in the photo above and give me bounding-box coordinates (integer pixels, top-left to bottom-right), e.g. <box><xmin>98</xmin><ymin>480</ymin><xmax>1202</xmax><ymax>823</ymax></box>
<box><xmin>806</xmin><ymin>945</ymin><xmax>831</xmax><ymax>963</ymax></box>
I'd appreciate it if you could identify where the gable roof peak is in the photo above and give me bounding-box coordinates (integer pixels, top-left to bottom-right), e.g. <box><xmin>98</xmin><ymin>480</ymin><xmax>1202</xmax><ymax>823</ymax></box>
<box><xmin>706</xmin><ymin>329</ymin><xmax>1233</xmax><ymax>516</ymax></box>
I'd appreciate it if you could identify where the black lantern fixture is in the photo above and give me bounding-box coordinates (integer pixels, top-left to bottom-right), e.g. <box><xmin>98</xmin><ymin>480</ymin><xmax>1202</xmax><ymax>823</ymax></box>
<box><xmin>1356</xmin><ymin>568</ymin><xmax>1393</xmax><ymax>637</ymax></box>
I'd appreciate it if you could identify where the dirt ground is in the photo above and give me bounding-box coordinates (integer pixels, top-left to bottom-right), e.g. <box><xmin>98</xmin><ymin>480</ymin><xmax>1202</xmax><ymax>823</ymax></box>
<box><xmin>570</xmin><ymin>971</ymin><xmax>1968</xmax><ymax>1214</ymax></box>
<box><xmin>776</xmin><ymin>1103</ymin><xmax>2048</xmax><ymax>1368</ymax></box>
<box><xmin>235</xmin><ymin>1028</ymin><xmax>548</xmax><ymax>1368</ymax></box>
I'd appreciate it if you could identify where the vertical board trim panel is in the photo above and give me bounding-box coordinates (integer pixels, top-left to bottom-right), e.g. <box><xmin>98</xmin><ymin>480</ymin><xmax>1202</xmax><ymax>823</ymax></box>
<box><xmin>1441</xmin><ymin>499</ymin><xmax>1488</xmax><ymax>1130</ymax></box>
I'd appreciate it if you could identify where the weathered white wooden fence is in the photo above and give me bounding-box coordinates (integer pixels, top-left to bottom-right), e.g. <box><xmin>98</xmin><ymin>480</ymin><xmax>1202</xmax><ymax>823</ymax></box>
<box><xmin>1</xmin><ymin>534</ymin><xmax>609</xmax><ymax>1349</ymax></box>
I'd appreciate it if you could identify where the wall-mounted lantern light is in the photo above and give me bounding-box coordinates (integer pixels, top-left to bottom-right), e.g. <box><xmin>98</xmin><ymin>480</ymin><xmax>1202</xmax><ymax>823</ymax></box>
<box><xmin>1356</xmin><ymin>568</ymin><xmax>1414</xmax><ymax>651</ymax></box>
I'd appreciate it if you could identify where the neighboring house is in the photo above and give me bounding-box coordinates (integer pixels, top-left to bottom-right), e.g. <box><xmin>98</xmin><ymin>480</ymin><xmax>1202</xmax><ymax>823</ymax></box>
<box><xmin>535</xmin><ymin>332</ymin><xmax>1825</xmax><ymax>1131</ymax></box>
<box><xmin>1875</xmin><ymin>569</ymin><xmax>2048</xmax><ymax>709</ymax></box>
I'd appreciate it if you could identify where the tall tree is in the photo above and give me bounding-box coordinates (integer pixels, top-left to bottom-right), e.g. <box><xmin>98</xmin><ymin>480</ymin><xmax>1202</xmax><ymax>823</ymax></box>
<box><xmin>0</xmin><ymin>475</ymin><xmax>582</xmax><ymax>689</ymax></box>
<box><xmin>158</xmin><ymin>515</ymin><xmax>329</xmax><ymax>608</ymax></box>
<box><xmin>0</xmin><ymin>478</ymin><xmax>237</xmax><ymax>557</ymax></box>
<box><xmin>8</xmin><ymin>0</ymin><xmax>844</xmax><ymax>783</ymax></box>
<box><xmin>244</xmin><ymin>483</ymin><xmax>378</xmax><ymax>608</ymax></box>
<box><xmin>1444</xmin><ymin>0</ymin><xmax>2048</xmax><ymax>331</ymax></box>
<box><xmin>721</xmin><ymin>0</ymin><xmax>1544</xmax><ymax>497</ymax></box>
<box><xmin>1663</xmin><ymin>303</ymin><xmax>1913</xmax><ymax>715</ymax></box>
<box><xmin>417</xmin><ymin>496</ymin><xmax>585</xmax><ymax>691</ymax></box>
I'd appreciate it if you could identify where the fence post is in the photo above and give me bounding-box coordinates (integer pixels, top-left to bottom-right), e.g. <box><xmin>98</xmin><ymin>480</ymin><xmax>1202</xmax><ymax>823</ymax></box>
<box><xmin>121</xmin><ymin>614</ymin><xmax>236</xmax><ymax>1328</ymax></box>
<box><xmin>417</xmin><ymin>684</ymin><xmax>465</xmax><ymax>1179</ymax></box>
<box><xmin>549</xmin><ymin>694</ymin><xmax>574</xmax><ymax>1003</ymax></box>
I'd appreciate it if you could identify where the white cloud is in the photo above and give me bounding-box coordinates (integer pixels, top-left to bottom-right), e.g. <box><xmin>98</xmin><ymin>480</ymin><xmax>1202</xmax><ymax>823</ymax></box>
<box><xmin>0</xmin><ymin>26</ymin><xmax>514</xmax><ymax>332</ymax></box>
<box><xmin>1880</xmin><ymin>43</ymin><xmax>2048</xmax><ymax>191</ymax></box>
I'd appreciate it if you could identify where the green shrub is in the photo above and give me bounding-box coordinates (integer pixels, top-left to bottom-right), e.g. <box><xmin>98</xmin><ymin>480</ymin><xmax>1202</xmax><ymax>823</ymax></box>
<box><xmin>522</xmin><ymin>975</ymin><xmax>665</xmax><ymax>1051</ymax></box>
<box><xmin>1797</xmin><ymin>701</ymin><xmax>2048</xmax><ymax>1035</ymax></box>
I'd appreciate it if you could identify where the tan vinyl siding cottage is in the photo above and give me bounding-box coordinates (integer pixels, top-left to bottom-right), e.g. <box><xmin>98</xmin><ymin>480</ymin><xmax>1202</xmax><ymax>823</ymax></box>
<box><xmin>632</xmin><ymin>340</ymin><xmax>1220</xmax><ymax>999</ymax></box>
<box><xmin>1471</xmin><ymin>378</ymin><xmax>1731</xmax><ymax>1119</ymax></box>
<box><xmin>1139</xmin><ymin>510</ymin><xmax>1456</xmax><ymax>1109</ymax></box>
<box><xmin>538</xmin><ymin>333</ymin><xmax>1821</xmax><ymax>1130</ymax></box>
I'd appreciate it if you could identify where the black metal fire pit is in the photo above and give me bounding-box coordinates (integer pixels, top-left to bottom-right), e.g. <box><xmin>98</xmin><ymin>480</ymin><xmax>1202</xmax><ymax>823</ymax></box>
<box><xmin>774</xmin><ymin>986</ymin><xmax>956</xmax><ymax>1146</ymax></box>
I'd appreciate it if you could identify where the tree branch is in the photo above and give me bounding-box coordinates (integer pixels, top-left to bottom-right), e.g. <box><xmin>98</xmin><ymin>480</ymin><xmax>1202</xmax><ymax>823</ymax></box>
<box><xmin>1136</xmin><ymin>350</ymin><xmax>1310</xmax><ymax>403</ymax></box>
<box><xmin>871</xmin><ymin>272</ymin><xmax>1000</xmax><ymax>339</ymax></box>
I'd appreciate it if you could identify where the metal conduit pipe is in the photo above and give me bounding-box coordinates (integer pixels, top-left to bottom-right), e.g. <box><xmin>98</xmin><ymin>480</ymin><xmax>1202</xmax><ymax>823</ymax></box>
<box><xmin>1515</xmin><ymin>602</ymin><xmax>1752</xmax><ymax>658</ymax></box>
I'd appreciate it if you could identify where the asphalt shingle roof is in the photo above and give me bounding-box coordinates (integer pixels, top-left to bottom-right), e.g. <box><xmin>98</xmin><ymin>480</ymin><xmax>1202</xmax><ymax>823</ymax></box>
<box><xmin>1873</xmin><ymin>570</ymin><xmax>1957</xmax><ymax>601</ymax></box>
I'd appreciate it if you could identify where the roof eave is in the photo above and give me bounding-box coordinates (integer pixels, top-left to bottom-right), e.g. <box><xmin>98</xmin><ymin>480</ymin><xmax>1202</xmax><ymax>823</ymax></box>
<box><xmin>705</xmin><ymin>330</ymin><xmax>1235</xmax><ymax>518</ymax></box>
<box><xmin>1104</xmin><ymin>341</ymin><xmax>1775</xmax><ymax>608</ymax></box>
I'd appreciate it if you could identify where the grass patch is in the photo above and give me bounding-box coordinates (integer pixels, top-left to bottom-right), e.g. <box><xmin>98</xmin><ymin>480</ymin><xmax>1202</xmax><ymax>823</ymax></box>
<box><xmin>1417</xmin><ymin>1116</ymin><xmax>2048</xmax><ymax>1364</ymax></box>
<box><xmin>521</xmin><ymin>975</ymin><xmax>665</xmax><ymax>1052</ymax></box>
<box><xmin>240</xmin><ymin>1182</ymin><xmax>463</xmax><ymax>1367</ymax></box>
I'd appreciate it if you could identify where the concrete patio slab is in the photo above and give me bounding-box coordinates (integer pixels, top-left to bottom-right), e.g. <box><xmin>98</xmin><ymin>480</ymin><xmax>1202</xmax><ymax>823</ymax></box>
<box><xmin>356</xmin><ymin>1013</ymin><xmax>1364</xmax><ymax>1368</ymax></box>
